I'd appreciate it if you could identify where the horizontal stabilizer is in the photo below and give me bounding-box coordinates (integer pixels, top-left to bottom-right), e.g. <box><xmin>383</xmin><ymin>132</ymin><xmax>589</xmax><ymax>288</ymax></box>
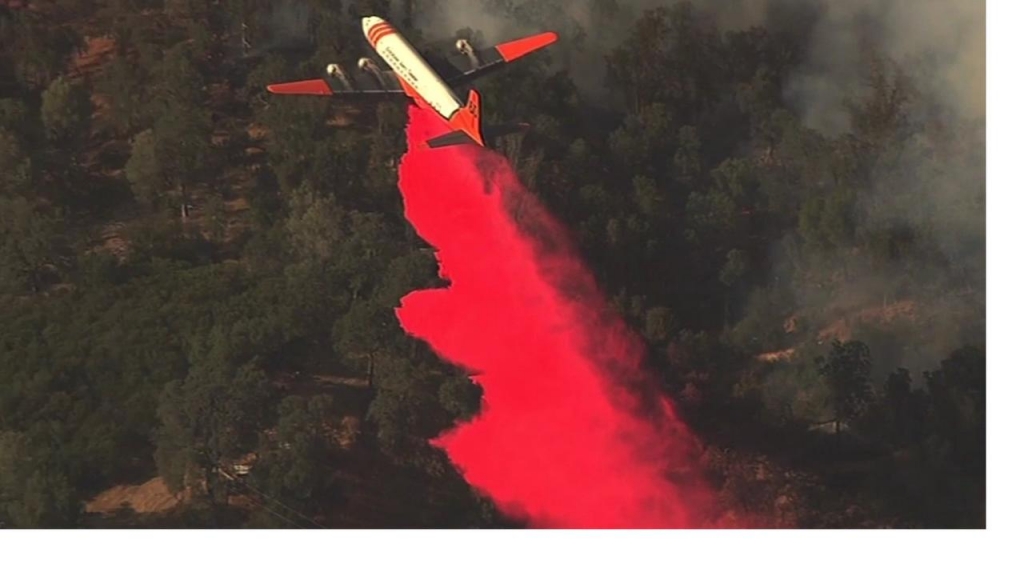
<box><xmin>424</xmin><ymin>123</ymin><xmax>530</xmax><ymax>149</ymax></box>
<box><xmin>426</xmin><ymin>130</ymin><xmax>478</xmax><ymax>149</ymax></box>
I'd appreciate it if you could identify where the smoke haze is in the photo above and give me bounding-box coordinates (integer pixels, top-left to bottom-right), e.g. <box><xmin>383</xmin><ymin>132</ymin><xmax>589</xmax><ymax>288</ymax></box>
<box><xmin>393</xmin><ymin>0</ymin><xmax>985</xmax><ymax>368</ymax></box>
<box><xmin>396</xmin><ymin>0</ymin><xmax>984</xmax><ymax>127</ymax></box>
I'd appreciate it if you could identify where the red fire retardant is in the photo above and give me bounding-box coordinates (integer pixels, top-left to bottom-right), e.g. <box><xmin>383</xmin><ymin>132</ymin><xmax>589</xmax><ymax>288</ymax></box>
<box><xmin>395</xmin><ymin>104</ymin><xmax>715</xmax><ymax>528</ymax></box>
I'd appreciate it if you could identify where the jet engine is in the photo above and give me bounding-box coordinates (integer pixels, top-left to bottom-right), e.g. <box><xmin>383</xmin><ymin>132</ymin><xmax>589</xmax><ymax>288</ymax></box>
<box><xmin>325</xmin><ymin>63</ymin><xmax>353</xmax><ymax>90</ymax></box>
<box><xmin>357</xmin><ymin>57</ymin><xmax>387</xmax><ymax>87</ymax></box>
<box><xmin>456</xmin><ymin>39</ymin><xmax>479</xmax><ymax>66</ymax></box>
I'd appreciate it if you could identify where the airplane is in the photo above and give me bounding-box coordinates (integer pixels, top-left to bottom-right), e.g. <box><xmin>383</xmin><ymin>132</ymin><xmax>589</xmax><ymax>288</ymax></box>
<box><xmin>266</xmin><ymin>16</ymin><xmax>559</xmax><ymax>149</ymax></box>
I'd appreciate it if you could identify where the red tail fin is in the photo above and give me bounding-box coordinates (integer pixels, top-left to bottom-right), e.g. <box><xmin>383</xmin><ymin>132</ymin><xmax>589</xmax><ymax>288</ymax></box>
<box><xmin>447</xmin><ymin>89</ymin><xmax>484</xmax><ymax>147</ymax></box>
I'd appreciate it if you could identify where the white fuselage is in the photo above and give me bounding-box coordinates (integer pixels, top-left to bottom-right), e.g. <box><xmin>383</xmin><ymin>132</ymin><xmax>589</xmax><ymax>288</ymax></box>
<box><xmin>362</xmin><ymin>16</ymin><xmax>463</xmax><ymax>120</ymax></box>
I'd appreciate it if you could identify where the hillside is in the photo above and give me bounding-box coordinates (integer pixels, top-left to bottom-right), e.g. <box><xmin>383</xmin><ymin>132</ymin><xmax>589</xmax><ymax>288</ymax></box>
<box><xmin>0</xmin><ymin>0</ymin><xmax>985</xmax><ymax>528</ymax></box>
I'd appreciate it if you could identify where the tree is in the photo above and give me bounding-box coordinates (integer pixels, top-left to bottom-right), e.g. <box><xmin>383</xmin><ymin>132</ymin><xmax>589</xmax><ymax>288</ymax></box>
<box><xmin>816</xmin><ymin>340</ymin><xmax>873</xmax><ymax>436</ymax></box>
<box><xmin>0</xmin><ymin>128</ymin><xmax>32</xmax><ymax>195</ymax></box>
<box><xmin>40</xmin><ymin>76</ymin><xmax>92</xmax><ymax>149</ymax></box>
<box><xmin>115</xmin><ymin>44</ymin><xmax>213</xmax><ymax>219</ymax></box>
<box><xmin>284</xmin><ymin>184</ymin><xmax>346</xmax><ymax>266</ymax></box>
<box><xmin>125</xmin><ymin>129</ymin><xmax>164</xmax><ymax>207</ymax></box>
<box><xmin>881</xmin><ymin>368</ymin><xmax>926</xmax><ymax>446</ymax></box>
<box><xmin>332</xmin><ymin>240</ymin><xmax>433</xmax><ymax>389</ymax></box>
<box><xmin>672</xmin><ymin>125</ymin><xmax>702</xmax><ymax>188</ymax></box>
<box><xmin>333</xmin><ymin>210</ymin><xmax>403</xmax><ymax>298</ymax></box>
<box><xmin>150</xmin><ymin>42</ymin><xmax>206</xmax><ymax>114</ymax></box>
<box><xmin>2</xmin><ymin>13</ymin><xmax>83</xmax><ymax>90</ymax></box>
<box><xmin>729</xmin><ymin>285</ymin><xmax>791</xmax><ymax>354</ymax></box>
<box><xmin>846</xmin><ymin>53</ymin><xmax>915</xmax><ymax>151</ymax></box>
<box><xmin>438</xmin><ymin>376</ymin><xmax>481</xmax><ymax>422</ymax></box>
<box><xmin>798</xmin><ymin>186</ymin><xmax>857</xmax><ymax>252</ymax></box>
<box><xmin>644</xmin><ymin>306</ymin><xmax>677</xmax><ymax>346</ymax></box>
<box><xmin>247</xmin><ymin>394</ymin><xmax>336</xmax><ymax>527</ymax></box>
<box><xmin>0</xmin><ymin>196</ymin><xmax>65</xmax><ymax>293</ymax></box>
<box><xmin>608</xmin><ymin>103</ymin><xmax>677</xmax><ymax>174</ymax></box>
<box><xmin>605</xmin><ymin>7</ymin><xmax>675</xmax><ymax>113</ymax></box>
<box><xmin>0</xmin><ymin>98</ymin><xmax>37</xmax><ymax>143</ymax></box>
<box><xmin>0</xmin><ymin>431</ymin><xmax>81</xmax><ymax>528</ymax></box>
<box><xmin>718</xmin><ymin>248</ymin><xmax>750</xmax><ymax>324</ymax></box>
<box><xmin>365</xmin><ymin>353</ymin><xmax>450</xmax><ymax>472</ymax></box>
<box><xmin>261</xmin><ymin>97</ymin><xmax>331</xmax><ymax>191</ymax></box>
<box><xmin>125</xmin><ymin>104</ymin><xmax>211</xmax><ymax>217</ymax></box>
<box><xmin>244</xmin><ymin>52</ymin><xmax>288</xmax><ymax>100</ymax></box>
<box><xmin>924</xmin><ymin>346</ymin><xmax>985</xmax><ymax>474</ymax></box>
<box><xmin>97</xmin><ymin>55</ymin><xmax>149</xmax><ymax>135</ymax></box>
<box><xmin>719</xmin><ymin>249</ymin><xmax>749</xmax><ymax>288</ymax></box>
<box><xmin>333</xmin><ymin>297</ymin><xmax>398</xmax><ymax>389</ymax></box>
<box><xmin>154</xmin><ymin>104</ymin><xmax>212</xmax><ymax>216</ymax></box>
<box><xmin>605</xmin><ymin>4</ymin><xmax>722</xmax><ymax>117</ymax></box>
<box><xmin>155</xmin><ymin>343</ymin><xmax>275</xmax><ymax>501</ymax></box>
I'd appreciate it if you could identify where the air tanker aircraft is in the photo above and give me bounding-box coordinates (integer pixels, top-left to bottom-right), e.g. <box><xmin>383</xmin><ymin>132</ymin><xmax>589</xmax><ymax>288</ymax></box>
<box><xmin>266</xmin><ymin>16</ymin><xmax>559</xmax><ymax>149</ymax></box>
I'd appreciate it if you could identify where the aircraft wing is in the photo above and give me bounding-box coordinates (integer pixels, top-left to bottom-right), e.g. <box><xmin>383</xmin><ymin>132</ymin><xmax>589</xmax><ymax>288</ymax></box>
<box><xmin>436</xmin><ymin>31</ymin><xmax>559</xmax><ymax>87</ymax></box>
<box><xmin>266</xmin><ymin>68</ymin><xmax>406</xmax><ymax>98</ymax></box>
<box><xmin>265</xmin><ymin>31</ymin><xmax>558</xmax><ymax>97</ymax></box>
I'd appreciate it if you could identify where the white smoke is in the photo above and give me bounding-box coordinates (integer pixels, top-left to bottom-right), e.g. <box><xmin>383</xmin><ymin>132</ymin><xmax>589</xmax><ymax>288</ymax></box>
<box><xmin>786</xmin><ymin>0</ymin><xmax>985</xmax><ymax>133</ymax></box>
<box><xmin>394</xmin><ymin>0</ymin><xmax>984</xmax><ymax>128</ymax></box>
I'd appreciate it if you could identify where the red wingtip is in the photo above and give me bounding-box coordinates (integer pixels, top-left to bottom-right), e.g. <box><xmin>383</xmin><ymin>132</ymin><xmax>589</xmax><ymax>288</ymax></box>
<box><xmin>266</xmin><ymin>79</ymin><xmax>334</xmax><ymax>96</ymax></box>
<box><xmin>495</xmin><ymin>31</ymin><xmax>559</xmax><ymax>63</ymax></box>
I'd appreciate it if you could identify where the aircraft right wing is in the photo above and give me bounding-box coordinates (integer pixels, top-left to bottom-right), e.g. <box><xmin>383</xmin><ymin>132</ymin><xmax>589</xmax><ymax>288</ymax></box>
<box><xmin>435</xmin><ymin>32</ymin><xmax>559</xmax><ymax>87</ymax></box>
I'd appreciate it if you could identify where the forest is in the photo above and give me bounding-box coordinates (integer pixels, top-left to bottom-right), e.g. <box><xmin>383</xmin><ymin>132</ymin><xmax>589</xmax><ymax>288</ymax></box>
<box><xmin>0</xmin><ymin>0</ymin><xmax>984</xmax><ymax>528</ymax></box>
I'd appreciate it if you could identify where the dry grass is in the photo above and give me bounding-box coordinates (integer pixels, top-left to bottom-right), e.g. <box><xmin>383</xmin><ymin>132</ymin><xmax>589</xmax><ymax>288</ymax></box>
<box><xmin>85</xmin><ymin>477</ymin><xmax>185</xmax><ymax>515</ymax></box>
<box><xmin>817</xmin><ymin>300</ymin><xmax>918</xmax><ymax>343</ymax></box>
<box><xmin>69</xmin><ymin>35</ymin><xmax>116</xmax><ymax>81</ymax></box>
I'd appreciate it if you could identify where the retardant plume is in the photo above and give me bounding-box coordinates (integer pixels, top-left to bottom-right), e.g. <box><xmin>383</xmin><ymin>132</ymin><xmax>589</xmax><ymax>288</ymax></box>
<box><xmin>394</xmin><ymin>105</ymin><xmax>716</xmax><ymax>528</ymax></box>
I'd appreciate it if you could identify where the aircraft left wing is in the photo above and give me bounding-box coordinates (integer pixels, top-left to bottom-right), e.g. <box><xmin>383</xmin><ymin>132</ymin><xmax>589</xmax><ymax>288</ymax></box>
<box><xmin>266</xmin><ymin>66</ymin><xmax>406</xmax><ymax>98</ymax></box>
<box><xmin>436</xmin><ymin>31</ymin><xmax>559</xmax><ymax>87</ymax></box>
<box><xmin>265</xmin><ymin>31</ymin><xmax>558</xmax><ymax>98</ymax></box>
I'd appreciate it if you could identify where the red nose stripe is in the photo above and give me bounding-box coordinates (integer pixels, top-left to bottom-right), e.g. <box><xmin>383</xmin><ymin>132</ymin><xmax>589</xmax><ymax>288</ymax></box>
<box><xmin>371</xmin><ymin>28</ymin><xmax>394</xmax><ymax>47</ymax></box>
<box><xmin>368</xmin><ymin>23</ymin><xmax>395</xmax><ymax>47</ymax></box>
<box><xmin>367</xmin><ymin>22</ymin><xmax>388</xmax><ymax>40</ymax></box>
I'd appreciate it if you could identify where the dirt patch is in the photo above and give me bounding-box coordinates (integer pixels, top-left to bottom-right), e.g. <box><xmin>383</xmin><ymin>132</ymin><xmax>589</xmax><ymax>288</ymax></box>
<box><xmin>784</xmin><ymin>315</ymin><xmax>799</xmax><ymax>334</ymax></box>
<box><xmin>91</xmin><ymin>221</ymin><xmax>131</xmax><ymax>260</ymax></box>
<box><xmin>86</xmin><ymin>477</ymin><xmax>185</xmax><ymax>515</ymax></box>
<box><xmin>70</xmin><ymin>35</ymin><xmax>116</xmax><ymax>81</ymax></box>
<box><xmin>311</xmin><ymin>374</ymin><xmax>369</xmax><ymax>388</ymax></box>
<box><xmin>331</xmin><ymin>415</ymin><xmax>361</xmax><ymax>449</ymax></box>
<box><xmin>817</xmin><ymin>300</ymin><xmax>917</xmax><ymax>343</ymax></box>
<box><xmin>247</xmin><ymin>123</ymin><xmax>269</xmax><ymax>141</ymax></box>
<box><xmin>756</xmin><ymin>348</ymin><xmax>796</xmax><ymax>363</ymax></box>
<box><xmin>327</xmin><ymin>110</ymin><xmax>355</xmax><ymax>128</ymax></box>
<box><xmin>756</xmin><ymin>301</ymin><xmax>918</xmax><ymax>362</ymax></box>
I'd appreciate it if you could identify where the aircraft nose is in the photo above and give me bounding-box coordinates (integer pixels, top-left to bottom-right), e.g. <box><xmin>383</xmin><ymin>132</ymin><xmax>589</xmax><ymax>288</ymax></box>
<box><xmin>362</xmin><ymin>16</ymin><xmax>383</xmax><ymax>33</ymax></box>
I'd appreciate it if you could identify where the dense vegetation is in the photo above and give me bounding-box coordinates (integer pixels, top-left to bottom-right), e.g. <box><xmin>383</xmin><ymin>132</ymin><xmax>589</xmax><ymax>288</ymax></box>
<box><xmin>0</xmin><ymin>0</ymin><xmax>984</xmax><ymax>528</ymax></box>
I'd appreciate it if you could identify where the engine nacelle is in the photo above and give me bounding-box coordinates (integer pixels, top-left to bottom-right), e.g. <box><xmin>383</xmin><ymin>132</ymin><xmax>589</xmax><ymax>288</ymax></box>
<box><xmin>456</xmin><ymin>38</ymin><xmax>474</xmax><ymax>56</ymax></box>
<box><xmin>325</xmin><ymin>63</ymin><xmax>353</xmax><ymax>90</ymax></box>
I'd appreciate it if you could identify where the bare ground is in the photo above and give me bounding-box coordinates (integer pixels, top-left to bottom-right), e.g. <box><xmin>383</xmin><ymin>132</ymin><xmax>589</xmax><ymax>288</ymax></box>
<box><xmin>85</xmin><ymin>477</ymin><xmax>184</xmax><ymax>515</ymax></box>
